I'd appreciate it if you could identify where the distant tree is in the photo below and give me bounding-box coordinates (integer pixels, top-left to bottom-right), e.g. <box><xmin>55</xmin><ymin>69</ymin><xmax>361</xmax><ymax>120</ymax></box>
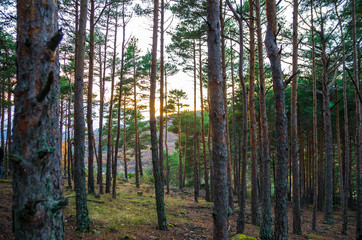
<box><xmin>13</xmin><ymin>0</ymin><xmax>66</xmax><ymax>238</ymax></box>
<box><xmin>168</xmin><ymin>89</ymin><xmax>189</xmax><ymax>190</ymax></box>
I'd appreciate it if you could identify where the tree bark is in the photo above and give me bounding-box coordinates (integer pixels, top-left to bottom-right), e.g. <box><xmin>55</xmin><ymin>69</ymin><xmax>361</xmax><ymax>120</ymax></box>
<box><xmin>159</xmin><ymin>0</ymin><xmax>165</xmax><ymax>185</ymax></box>
<box><xmin>291</xmin><ymin>0</ymin><xmax>301</xmax><ymax>233</ymax></box>
<box><xmin>106</xmin><ymin>7</ymin><xmax>119</xmax><ymax>193</ymax></box>
<box><xmin>264</xmin><ymin>0</ymin><xmax>289</xmax><ymax>238</ymax></box>
<box><xmin>73</xmin><ymin>0</ymin><xmax>91</xmax><ymax>232</ymax></box>
<box><xmin>178</xmin><ymin>104</ymin><xmax>183</xmax><ymax>190</ymax></box>
<box><xmin>207</xmin><ymin>0</ymin><xmax>229</xmax><ymax>238</ymax></box>
<box><xmin>13</xmin><ymin>1</ymin><xmax>66</xmax><ymax>238</ymax></box>
<box><xmin>98</xmin><ymin>11</ymin><xmax>110</xmax><ymax>195</ymax></box>
<box><xmin>193</xmin><ymin>39</ymin><xmax>199</xmax><ymax>202</ymax></box>
<box><xmin>200</xmin><ymin>40</ymin><xmax>210</xmax><ymax>202</ymax></box>
<box><xmin>87</xmin><ymin>0</ymin><xmax>95</xmax><ymax>195</ymax></box>
<box><xmin>113</xmin><ymin>1</ymin><xmax>127</xmax><ymax>198</ymax></box>
<box><xmin>225</xmin><ymin>0</ymin><xmax>247</xmax><ymax>232</ymax></box>
<box><xmin>150</xmin><ymin>0</ymin><xmax>168</xmax><ymax>230</ymax></box>
<box><xmin>220</xmin><ymin>0</ymin><xmax>233</xmax><ymax>211</ymax></box>
<box><xmin>134</xmin><ymin>50</ymin><xmax>140</xmax><ymax>189</ymax></box>
<box><xmin>248</xmin><ymin>0</ymin><xmax>259</xmax><ymax>225</ymax></box>
<box><xmin>256</xmin><ymin>0</ymin><xmax>272</xmax><ymax>237</ymax></box>
<box><xmin>321</xmin><ymin>24</ymin><xmax>334</xmax><ymax>224</ymax></box>
<box><xmin>352</xmin><ymin>0</ymin><xmax>362</xmax><ymax>238</ymax></box>
<box><xmin>334</xmin><ymin>1</ymin><xmax>348</xmax><ymax>233</ymax></box>
<box><xmin>311</xmin><ymin>2</ymin><xmax>318</xmax><ymax>229</ymax></box>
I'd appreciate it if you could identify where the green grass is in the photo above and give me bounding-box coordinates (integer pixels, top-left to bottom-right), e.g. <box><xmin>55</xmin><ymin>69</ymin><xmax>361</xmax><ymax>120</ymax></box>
<box><xmin>64</xmin><ymin>181</ymin><xmax>193</xmax><ymax>232</ymax></box>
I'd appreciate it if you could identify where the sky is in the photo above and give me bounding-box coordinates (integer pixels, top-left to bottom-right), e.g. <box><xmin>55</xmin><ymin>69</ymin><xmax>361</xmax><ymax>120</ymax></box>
<box><xmin>108</xmin><ymin>3</ymin><xmax>203</xmax><ymax>121</ymax></box>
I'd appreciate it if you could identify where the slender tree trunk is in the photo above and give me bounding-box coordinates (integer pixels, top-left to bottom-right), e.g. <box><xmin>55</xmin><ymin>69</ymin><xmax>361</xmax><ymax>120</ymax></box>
<box><xmin>207</xmin><ymin>0</ymin><xmax>229</xmax><ymax>238</ymax></box>
<box><xmin>291</xmin><ymin>0</ymin><xmax>301</xmax><ymax>233</ymax></box>
<box><xmin>150</xmin><ymin>0</ymin><xmax>168</xmax><ymax>230</ymax></box>
<box><xmin>248</xmin><ymin>0</ymin><xmax>259</xmax><ymax>225</ymax></box>
<box><xmin>226</xmin><ymin>0</ymin><xmax>247</xmax><ymax>232</ymax></box>
<box><xmin>165</xmin><ymin>71</ymin><xmax>170</xmax><ymax>193</ymax></box>
<box><xmin>5</xmin><ymin>81</ymin><xmax>12</xmax><ymax>179</ymax></box>
<box><xmin>193</xmin><ymin>39</ymin><xmax>199</xmax><ymax>202</ymax></box>
<box><xmin>106</xmin><ymin>8</ymin><xmax>118</xmax><ymax>193</ymax></box>
<box><xmin>311</xmin><ymin>6</ymin><xmax>318</xmax><ymax>226</ymax></box>
<box><xmin>13</xmin><ymin>1</ymin><xmax>66</xmax><ymax>238</ymax></box>
<box><xmin>123</xmin><ymin>95</ymin><xmax>128</xmax><ymax>180</ymax></box>
<box><xmin>67</xmin><ymin>88</ymin><xmax>72</xmax><ymax>189</ymax></box>
<box><xmin>352</xmin><ymin>0</ymin><xmax>362</xmax><ymax>237</ymax></box>
<box><xmin>113</xmin><ymin>2</ymin><xmax>127</xmax><ymax>198</ymax></box>
<box><xmin>134</xmin><ymin>54</ymin><xmax>140</xmax><ymax>189</ymax></box>
<box><xmin>87</xmin><ymin>0</ymin><xmax>95</xmax><ymax>195</ymax></box>
<box><xmin>220</xmin><ymin>0</ymin><xmax>233</xmax><ymax>211</ymax></box>
<box><xmin>98</xmin><ymin>10</ymin><xmax>110</xmax><ymax>194</ymax></box>
<box><xmin>159</xmin><ymin>0</ymin><xmax>165</xmax><ymax>184</ymax></box>
<box><xmin>231</xmin><ymin>40</ymin><xmax>237</xmax><ymax>195</ymax></box>
<box><xmin>64</xmin><ymin>105</ymin><xmax>67</xmax><ymax>177</ymax></box>
<box><xmin>178</xmin><ymin>105</ymin><xmax>183</xmax><ymax>190</ymax></box>
<box><xmin>200</xmin><ymin>40</ymin><xmax>210</xmax><ymax>202</ymax></box>
<box><xmin>256</xmin><ymin>0</ymin><xmax>272</xmax><ymax>237</ymax></box>
<box><xmin>183</xmin><ymin>128</ymin><xmax>188</xmax><ymax>187</ymax></box>
<box><xmin>208</xmin><ymin>87</ymin><xmax>214</xmax><ymax>201</ymax></box>
<box><xmin>333</xmin><ymin>1</ymin><xmax>348</xmax><ymax>233</ymax></box>
<box><xmin>321</xmin><ymin>24</ymin><xmax>334</xmax><ymax>223</ymax></box>
<box><xmin>73</xmin><ymin>0</ymin><xmax>90</xmax><ymax>231</ymax></box>
<box><xmin>264</xmin><ymin>0</ymin><xmax>289</xmax><ymax>238</ymax></box>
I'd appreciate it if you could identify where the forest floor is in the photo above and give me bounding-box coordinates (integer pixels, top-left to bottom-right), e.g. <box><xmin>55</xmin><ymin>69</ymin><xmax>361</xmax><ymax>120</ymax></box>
<box><xmin>0</xmin><ymin>178</ymin><xmax>357</xmax><ymax>240</ymax></box>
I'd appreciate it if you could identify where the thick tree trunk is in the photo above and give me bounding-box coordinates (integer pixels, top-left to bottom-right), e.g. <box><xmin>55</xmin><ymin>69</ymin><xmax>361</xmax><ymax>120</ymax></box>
<box><xmin>73</xmin><ymin>0</ymin><xmax>91</xmax><ymax>232</ymax></box>
<box><xmin>87</xmin><ymin>0</ymin><xmax>95</xmax><ymax>195</ymax></box>
<box><xmin>291</xmin><ymin>0</ymin><xmax>301</xmax><ymax>233</ymax></box>
<box><xmin>150</xmin><ymin>0</ymin><xmax>168</xmax><ymax>230</ymax></box>
<box><xmin>264</xmin><ymin>0</ymin><xmax>289</xmax><ymax>238</ymax></box>
<box><xmin>256</xmin><ymin>0</ymin><xmax>272</xmax><ymax>237</ymax></box>
<box><xmin>207</xmin><ymin>0</ymin><xmax>229</xmax><ymax>238</ymax></box>
<box><xmin>13</xmin><ymin>1</ymin><xmax>66</xmax><ymax>238</ymax></box>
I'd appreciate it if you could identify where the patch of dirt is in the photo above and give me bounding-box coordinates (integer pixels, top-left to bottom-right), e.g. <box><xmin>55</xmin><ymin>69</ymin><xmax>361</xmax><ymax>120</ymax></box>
<box><xmin>0</xmin><ymin>180</ymin><xmax>357</xmax><ymax>239</ymax></box>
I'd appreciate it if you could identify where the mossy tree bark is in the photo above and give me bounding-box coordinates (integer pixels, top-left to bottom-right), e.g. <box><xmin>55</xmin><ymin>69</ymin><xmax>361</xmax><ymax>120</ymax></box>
<box><xmin>13</xmin><ymin>1</ymin><xmax>66</xmax><ymax>238</ymax></box>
